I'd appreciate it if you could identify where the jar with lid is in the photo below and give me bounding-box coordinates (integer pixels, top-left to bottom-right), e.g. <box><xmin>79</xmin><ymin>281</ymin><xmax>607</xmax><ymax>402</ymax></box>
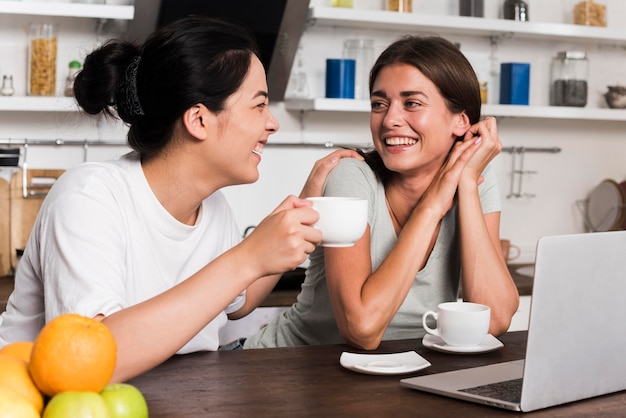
<box><xmin>572</xmin><ymin>0</ymin><xmax>606</xmax><ymax>27</ymax></box>
<box><xmin>28</xmin><ymin>22</ymin><xmax>59</xmax><ymax>96</ymax></box>
<box><xmin>479</xmin><ymin>81</ymin><xmax>488</xmax><ymax>104</ymax></box>
<box><xmin>460</xmin><ymin>0</ymin><xmax>484</xmax><ymax>17</ymax></box>
<box><xmin>387</xmin><ymin>0</ymin><xmax>412</xmax><ymax>13</ymax></box>
<box><xmin>343</xmin><ymin>39</ymin><xmax>375</xmax><ymax>100</ymax></box>
<box><xmin>550</xmin><ymin>51</ymin><xmax>588</xmax><ymax>107</ymax></box>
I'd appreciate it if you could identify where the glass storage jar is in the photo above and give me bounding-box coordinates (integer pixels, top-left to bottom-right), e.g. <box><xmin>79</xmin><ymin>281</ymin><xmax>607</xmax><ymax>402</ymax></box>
<box><xmin>343</xmin><ymin>39</ymin><xmax>375</xmax><ymax>100</ymax></box>
<box><xmin>572</xmin><ymin>0</ymin><xmax>606</xmax><ymax>27</ymax></box>
<box><xmin>28</xmin><ymin>22</ymin><xmax>59</xmax><ymax>96</ymax></box>
<box><xmin>387</xmin><ymin>0</ymin><xmax>412</xmax><ymax>13</ymax></box>
<box><xmin>550</xmin><ymin>51</ymin><xmax>589</xmax><ymax>107</ymax></box>
<box><xmin>460</xmin><ymin>0</ymin><xmax>484</xmax><ymax>17</ymax></box>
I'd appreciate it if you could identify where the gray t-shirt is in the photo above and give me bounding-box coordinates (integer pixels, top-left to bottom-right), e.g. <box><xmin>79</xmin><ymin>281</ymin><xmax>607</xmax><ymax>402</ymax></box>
<box><xmin>245</xmin><ymin>158</ymin><xmax>501</xmax><ymax>348</ymax></box>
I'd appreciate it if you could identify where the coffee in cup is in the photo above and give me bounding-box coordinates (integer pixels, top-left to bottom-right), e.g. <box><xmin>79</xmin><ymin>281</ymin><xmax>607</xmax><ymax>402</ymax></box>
<box><xmin>306</xmin><ymin>197</ymin><xmax>367</xmax><ymax>247</ymax></box>
<box><xmin>422</xmin><ymin>302</ymin><xmax>490</xmax><ymax>347</ymax></box>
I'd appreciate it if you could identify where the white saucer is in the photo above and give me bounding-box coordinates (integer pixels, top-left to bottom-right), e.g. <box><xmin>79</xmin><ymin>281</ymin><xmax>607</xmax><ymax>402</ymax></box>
<box><xmin>340</xmin><ymin>351</ymin><xmax>431</xmax><ymax>375</ymax></box>
<box><xmin>422</xmin><ymin>334</ymin><xmax>504</xmax><ymax>354</ymax></box>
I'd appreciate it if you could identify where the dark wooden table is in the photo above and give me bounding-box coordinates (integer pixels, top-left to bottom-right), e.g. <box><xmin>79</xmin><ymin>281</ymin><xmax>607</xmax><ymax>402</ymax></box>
<box><xmin>128</xmin><ymin>331</ymin><xmax>626</xmax><ymax>417</ymax></box>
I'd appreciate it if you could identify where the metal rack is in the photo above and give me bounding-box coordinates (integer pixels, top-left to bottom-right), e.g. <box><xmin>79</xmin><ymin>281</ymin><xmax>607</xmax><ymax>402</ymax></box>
<box><xmin>502</xmin><ymin>146</ymin><xmax>561</xmax><ymax>199</ymax></box>
<box><xmin>0</xmin><ymin>139</ymin><xmax>128</xmax><ymax>198</ymax></box>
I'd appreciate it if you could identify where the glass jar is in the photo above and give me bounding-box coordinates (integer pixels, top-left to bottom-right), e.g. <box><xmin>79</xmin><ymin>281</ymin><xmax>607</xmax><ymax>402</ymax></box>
<box><xmin>550</xmin><ymin>51</ymin><xmax>588</xmax><ymax>107</ymax></box>
<box><xmin>387</xmin><ymin>0</ymin><xmax>412</xmax><ymax>13</ymax></box>
<box><xmin>572</xmin><ymin>0</ymin><xmax>606</xmax><ymax>27</ymax></box>
<box><xmin>28</xmin><ymin>22</ymin><xmax>59</xmax><ymax>96</ymax></box>
<box><xmin>460</xmin><ymin>0</ymin><xmax>484</xmax><ymax>17</ymax></box>
<box><xmin>331</xmin><ymin>0</ymin><xmax>353</xmax><ymax>7</ymax></box>
<box><xmin>479</xmin><ymin>81</ymin><xmax>488</xmax><ymax>104</ymax></box>
<box><xmin>343</xmin><ymin>39</ymin><xmax>375</xmax><ymax>100</ymax></box>
<box><xmin>503</xmin><ymin>0</ymin><xmax>529</xmax><ymax>21</ymax></box>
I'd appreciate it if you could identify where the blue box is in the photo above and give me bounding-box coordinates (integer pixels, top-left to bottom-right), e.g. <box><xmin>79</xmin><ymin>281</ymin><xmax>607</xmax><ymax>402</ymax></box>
<box><xmin>499</xmin><ymin>63</ymin><xmax>530</xmax><ymax>105</ymax></box>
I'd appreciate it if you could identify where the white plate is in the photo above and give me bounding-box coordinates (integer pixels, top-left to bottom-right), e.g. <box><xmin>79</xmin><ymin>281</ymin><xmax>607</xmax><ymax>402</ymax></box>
<box><xmin>422</xmin><ymin>334</ymin><xmax>503</xmax><ymax>354</ymax></box>
<box><xmin>339</xmin><ymin>351</ymin><xmax>431</xmax><ymax>375</ymax></box>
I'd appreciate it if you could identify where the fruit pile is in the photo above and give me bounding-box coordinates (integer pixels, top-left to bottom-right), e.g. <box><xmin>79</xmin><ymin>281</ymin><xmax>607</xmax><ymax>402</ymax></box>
<box><xmin>0</xmin><ymin>313</ymin><xmax>149</xmax><ymax>418</ymax></box>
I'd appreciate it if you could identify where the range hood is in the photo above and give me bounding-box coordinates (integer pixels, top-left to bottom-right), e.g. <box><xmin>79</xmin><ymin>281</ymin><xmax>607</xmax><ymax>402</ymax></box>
<box><xmin>126</xmin><ymin>0</ymin><xmax>310</xmax><ymax>102</ymax></box>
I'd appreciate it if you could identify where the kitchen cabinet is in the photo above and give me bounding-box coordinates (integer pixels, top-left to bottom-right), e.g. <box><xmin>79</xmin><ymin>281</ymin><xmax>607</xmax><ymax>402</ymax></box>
<box><xmin>284</xmin><ymin>6</ymin><xmax>626</xmax><ymax>122</ymax></box>
<box><xmin>0</xmin><ymin>0</ymin><xmax>135</xmax><ymax>113</ymax></box>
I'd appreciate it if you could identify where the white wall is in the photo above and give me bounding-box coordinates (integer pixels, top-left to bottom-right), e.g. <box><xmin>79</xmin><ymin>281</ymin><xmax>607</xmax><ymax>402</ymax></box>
<box><xmin>2</xmin><ymin>0</ymin><xmax>626</xmax><ymax>264</ymax></box>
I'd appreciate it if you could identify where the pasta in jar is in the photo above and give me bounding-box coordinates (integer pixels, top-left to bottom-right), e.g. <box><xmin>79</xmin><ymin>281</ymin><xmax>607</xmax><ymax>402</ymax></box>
<box><xmin>28</xmin><ymin>23</ymin><xmax>59</xmax><ymax>96</ymax></box>
<box><xmin>573</xmin><ymin>0</ymin><xmax>606</xmax><ymax>27</ymax></box>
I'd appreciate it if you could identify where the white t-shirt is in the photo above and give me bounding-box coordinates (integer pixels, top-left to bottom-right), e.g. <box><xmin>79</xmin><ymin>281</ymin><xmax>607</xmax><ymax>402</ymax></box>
<box><xmin>0</xmin><ymin>152</ymin><xmax>245</xmax><ymax>352</ymax></box>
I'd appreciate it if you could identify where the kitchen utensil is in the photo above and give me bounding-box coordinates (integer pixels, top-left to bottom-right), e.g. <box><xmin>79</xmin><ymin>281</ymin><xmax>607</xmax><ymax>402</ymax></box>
<box><xmin>586</xmin><ymin>179</ymin><xmax>625</xmax><ymax>232</ymax></box>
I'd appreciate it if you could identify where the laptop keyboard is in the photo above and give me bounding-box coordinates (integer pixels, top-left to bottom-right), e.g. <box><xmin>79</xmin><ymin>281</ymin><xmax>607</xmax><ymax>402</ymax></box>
<box><xmin>459</xmin><ymin>378</ymin><xmax>523</xmax><ymax>404</ymax></box>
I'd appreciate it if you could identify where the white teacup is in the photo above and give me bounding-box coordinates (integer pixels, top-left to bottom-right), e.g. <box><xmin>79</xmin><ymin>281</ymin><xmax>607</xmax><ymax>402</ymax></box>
<box><xmin>306</xmin><ymin>197</ymin><xmax>367</xmax><ymax>247</ymax></box>
<box><xmin>422</xmin><ymin>302</ymin><xmax>490</xmax><ymax>347</ymax></box>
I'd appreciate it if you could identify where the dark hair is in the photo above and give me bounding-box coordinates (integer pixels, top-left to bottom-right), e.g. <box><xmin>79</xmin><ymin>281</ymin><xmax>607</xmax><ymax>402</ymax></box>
<box><xmin>362</xmin><ymin>36</ymin><xmax>481</xmax><ymax>184</ymax></box>
<box><xmin>74</xmin><ymin>16</ymin><xmax>260</xmax><ymax>158</ymax></box>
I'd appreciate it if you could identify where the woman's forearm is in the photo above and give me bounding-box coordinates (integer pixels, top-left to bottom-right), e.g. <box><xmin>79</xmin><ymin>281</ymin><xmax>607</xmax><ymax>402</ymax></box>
<box><xmin>103</xmin><ymin>246</ymin><xmax>261</xmax><ymax>382</ymax></box>
<box><xmin>457</xmin><ymin>181</ymin><xmax>519</xmax><ymax>335</ymax></box>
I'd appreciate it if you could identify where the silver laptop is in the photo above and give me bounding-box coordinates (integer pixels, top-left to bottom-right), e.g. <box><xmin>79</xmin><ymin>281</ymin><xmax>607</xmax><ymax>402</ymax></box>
<box><xmin>401</xmin><ymin>230</ymin><xmax>626</xmax><ymax>412</ymax></box>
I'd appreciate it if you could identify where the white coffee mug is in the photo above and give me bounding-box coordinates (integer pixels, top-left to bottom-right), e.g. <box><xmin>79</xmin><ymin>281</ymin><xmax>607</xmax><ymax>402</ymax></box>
<box><xmin>422</xmin><ymin>302</ymin><xmax>490</xmax><ymax>347</ymax></box>
<box><xmin>306</xmin><ymin>197</ymin><xmax>367</xmax><ymax>247</ymax></box>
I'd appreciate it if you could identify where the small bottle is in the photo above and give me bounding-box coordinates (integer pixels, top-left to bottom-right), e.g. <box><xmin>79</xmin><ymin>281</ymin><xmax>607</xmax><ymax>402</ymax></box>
<box><xmin>64</xmin><ymin>60</ymin><xmax>81</xmax><ymax>97</ymax></box>
<box><xmin>1</xmin><ymin>75</ymin><xmax>15</xmax><ymax>96</ymax></box>
<box><xmin>503</xmin><ymin>0</ymin><xmax>529</xmax><ymax>21</ymax></box>
<box><xmin>479</xmin><ymin>81</ymin><xmax>488</xmax><ymax>104</ymax></box>
<box><xmin>287</xmin><ymin>47</ymin><xmax>309</xmax><ymax>98</ymax></box>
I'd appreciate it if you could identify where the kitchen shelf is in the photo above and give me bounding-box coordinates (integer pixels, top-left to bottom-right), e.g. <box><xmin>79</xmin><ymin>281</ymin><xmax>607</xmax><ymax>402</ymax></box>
<box><xmin>287</xmin><ymin>7</ymin><xmax>626</xmax><ymax>122</ymax></box>
<box><xmin>284</xmin><ymin>98</ymin><xmax>626</xmax><ymax>122</ymax></box>
<box><xmin>0</xmin><ymin>1</ymin><xmax>134</xmax><ymax>20</ymax></box>
<box><xmin>0</xmin><ymin>96</ymin><xmax>79</xmax><ymax>112</ymax></box>
<box><xmin>308</xmin><ymin>6</ymin><xmax>626</xmax><ymax>45</ymax></box>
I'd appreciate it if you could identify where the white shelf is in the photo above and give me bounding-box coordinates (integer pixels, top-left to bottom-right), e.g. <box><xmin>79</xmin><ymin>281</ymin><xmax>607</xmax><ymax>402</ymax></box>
<box><xmin>309</xmin><ymin>6</ymin><xmax>626</xmax><ymax>45</ymax></box>
<box><xmin>0</xmin><ymin>96</ymin><xmax>79</xmax><ymax>112</ymax></box>
<box><xmin>287</xmin><ymin>8</ymin><xmax>626</xmax><ymax>122</ymax></box>
<box><xmin>284</xmin><ymin>98</ymin><xmax>626</xmax><ymax>122</ymax></box>
<box><xmin>0</xmin><ymin>1</ymin><xmax>134</xmax><ymax>20</ymax></box>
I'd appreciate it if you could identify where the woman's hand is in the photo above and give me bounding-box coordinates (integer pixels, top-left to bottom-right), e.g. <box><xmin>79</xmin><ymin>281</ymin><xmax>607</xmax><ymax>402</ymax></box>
<box><xmin>299</xmin><ymin>149</ymin><xmax>363</xmax><ymax>198</ymax></box>
<box><xmin>416</xmin><ymin>136</ymin><xmax>484</xmax><ymax>220</ymax></box>
<box><xmin>459</xmin><ymin>116</ymin><xmax>502</xmax><ymax>183</ymax></box>
<box><xmin>241</xmin><ymin>195</ymin><xmax>322</xmax><ymax>277</ymax></box>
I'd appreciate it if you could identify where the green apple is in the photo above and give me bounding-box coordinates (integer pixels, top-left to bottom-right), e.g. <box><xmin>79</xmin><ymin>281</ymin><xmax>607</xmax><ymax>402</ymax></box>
<box><xmin>42</xmin><ymin>391</ymin><xmax>111</xmax><ymax>418</ymax></box>
<box><xmin>100</xmin><ymin>383</ymin><xmax>149</xmax><ymax>418</ymax></box>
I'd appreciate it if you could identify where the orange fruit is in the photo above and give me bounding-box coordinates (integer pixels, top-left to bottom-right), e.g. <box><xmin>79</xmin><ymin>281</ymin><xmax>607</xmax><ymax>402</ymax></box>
<box><xmin>0</xmin><ymin>386</ymin><xmax>40</xmax><ymax>418</ymax></box>
<box><xmin>0</xmin><ymin>341</ymin><xmax>34</xmax><ymax>364</ymax></box>
<box><xmin>29</xmin><ymin>313</ymin><xmax>117</xmax><ymax>397</ymax></box>
<box><xmin>0</xmin><ymin>354</ymin><xmax>44</xmax><ymax>414</ymax></box>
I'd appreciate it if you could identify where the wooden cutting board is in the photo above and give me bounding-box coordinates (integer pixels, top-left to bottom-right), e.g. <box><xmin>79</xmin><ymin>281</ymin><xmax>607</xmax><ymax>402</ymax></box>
<box><xmin>0</xmin><ymin>177</ymin><xmax>10</xmax><ymax>276</ymax></box>
<box><xmin>9</xmin><ymin>169</ymin><xmax>64</xmax><ymax>271</ymax></box>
